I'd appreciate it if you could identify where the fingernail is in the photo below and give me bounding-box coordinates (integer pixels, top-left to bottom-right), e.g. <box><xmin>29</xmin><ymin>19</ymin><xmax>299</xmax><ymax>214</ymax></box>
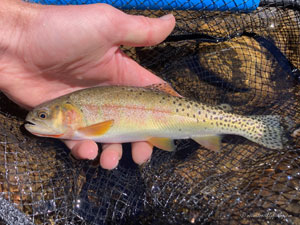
<box><xmin>159</xmin><ymin>14</ymin><xmax>173</xmax><ymax>20</ymax></box>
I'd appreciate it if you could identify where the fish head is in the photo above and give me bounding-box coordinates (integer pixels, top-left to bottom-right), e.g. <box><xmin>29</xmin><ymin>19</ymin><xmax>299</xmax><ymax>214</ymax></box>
<box><xmin>25</xmin><ymin>101</ymin><xmax>83</xmax><ymax>139</ymax></box>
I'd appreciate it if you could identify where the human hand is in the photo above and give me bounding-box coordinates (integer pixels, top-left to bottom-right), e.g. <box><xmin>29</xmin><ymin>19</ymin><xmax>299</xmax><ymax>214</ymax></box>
<box><xmin>0</xmin><ymin>0</ymin><xmax>175</xmax><ymax>169</ymax></box>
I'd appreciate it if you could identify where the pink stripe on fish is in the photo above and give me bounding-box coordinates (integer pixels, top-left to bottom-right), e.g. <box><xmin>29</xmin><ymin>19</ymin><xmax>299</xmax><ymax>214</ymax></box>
<box><xmin>101</xmin><ymin>104</ymin><xmax>172</xmax><ymax>124</ymax></box>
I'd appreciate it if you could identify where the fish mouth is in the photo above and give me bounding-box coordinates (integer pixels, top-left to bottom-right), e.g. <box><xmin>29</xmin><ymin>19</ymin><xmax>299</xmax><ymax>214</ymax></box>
<box><xmin>24</xmin><ymin>120</ymin><xmax>37</xmax><ymax>131</ymax></box>
<box><xmin>24</xmin><ymin>120</ymin><xmax>36</xmax><ymax>126</ymax></box>
<box><xmin>24</xmin><ymin>120</ymin><xmax>64</xmax><ymax>138</ymax></box>
<box><xmin>24</xmin><ymin>120</ymin><xmax>38</xmax><ymax>134</ymax></box>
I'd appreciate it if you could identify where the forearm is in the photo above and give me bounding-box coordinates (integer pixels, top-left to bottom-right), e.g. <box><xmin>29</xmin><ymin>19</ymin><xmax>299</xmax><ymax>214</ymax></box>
<box><xmin>0</xmin><ymin>0</ymin><xmax>35</xmax><ymax>48</ymax></box>
<box><xmin>0</xmin><ymin>0</ymin><xmax>39</xmax><ymax>91</ymax></box>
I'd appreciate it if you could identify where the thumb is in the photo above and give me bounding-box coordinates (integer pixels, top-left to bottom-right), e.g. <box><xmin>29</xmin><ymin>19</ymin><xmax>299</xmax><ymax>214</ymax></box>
<box><xmin>113</xmin><ymin>13</ymin><xmax>175</xmax><ymax>47</ymax></box>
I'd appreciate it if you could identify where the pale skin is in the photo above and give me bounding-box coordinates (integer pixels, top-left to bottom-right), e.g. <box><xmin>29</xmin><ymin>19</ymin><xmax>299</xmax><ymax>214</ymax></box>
<box><xmin>0</xmin><ymin>0</ymin><xmax>175</xmax><ymax>169</ymax></box>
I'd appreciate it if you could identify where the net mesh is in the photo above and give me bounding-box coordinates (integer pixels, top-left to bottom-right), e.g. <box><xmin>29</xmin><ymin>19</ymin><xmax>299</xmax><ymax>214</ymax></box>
<box><xmin>0</xmin><ymin>1</ymin><xmax>300</xmax><ymax>224</ymax></box>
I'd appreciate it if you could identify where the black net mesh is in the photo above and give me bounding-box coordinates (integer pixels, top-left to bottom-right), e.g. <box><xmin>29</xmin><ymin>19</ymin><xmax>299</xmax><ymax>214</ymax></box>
<box><xmin>1</xmin><ymin>1</ymin><xmax>300</xmax><ymax>224</ymax></box>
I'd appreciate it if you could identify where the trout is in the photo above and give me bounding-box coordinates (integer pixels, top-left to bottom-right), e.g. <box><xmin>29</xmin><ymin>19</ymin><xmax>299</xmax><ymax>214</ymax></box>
<box><xmin>24</xmin><ymin>84</ymin><xmax>286</xmax><ymax>151</ymax></box>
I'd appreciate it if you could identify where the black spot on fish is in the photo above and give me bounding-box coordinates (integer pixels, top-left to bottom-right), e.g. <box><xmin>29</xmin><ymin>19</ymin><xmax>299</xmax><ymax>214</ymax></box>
<box><xmin>187</xmin><ymin>113</ymin><xmax>190</xmax><ymax>116</ymax></box>
<box><xmin>179</xmin><ymin>103</ymin><xmax>182</xmax><ymax>106</ymax></box>
<box><xmin>182</xmin><ymin>109</ymin><xmax>185</xmax><ymax>111</ymax></box>
<box><xmin>176</xmin><ymin>109</ymin><xmax>179</xmax><ymax>112</ymax></box>
<box><xmin>187</xmin><ymin>105</ymin><xmax>190</xmax><ymax>109</ymax></box>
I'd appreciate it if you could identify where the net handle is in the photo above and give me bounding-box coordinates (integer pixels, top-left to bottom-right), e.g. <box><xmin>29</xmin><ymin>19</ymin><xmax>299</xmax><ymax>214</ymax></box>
<box><xmin>25</xmin><ymin>0</ymin><xmax>260</xmax><ymax>11</ymax></box>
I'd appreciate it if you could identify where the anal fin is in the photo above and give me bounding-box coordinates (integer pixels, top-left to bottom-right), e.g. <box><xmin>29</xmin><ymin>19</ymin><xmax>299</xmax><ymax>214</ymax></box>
<box><xmin>192</xmin><ymin>135</ymin><xmax>222</xmax><ymax>152</ymax></box>
<box><xmin>148</xmin><ymin>137</ymin><xmax>176</xmax><ymax>151</ymax></box>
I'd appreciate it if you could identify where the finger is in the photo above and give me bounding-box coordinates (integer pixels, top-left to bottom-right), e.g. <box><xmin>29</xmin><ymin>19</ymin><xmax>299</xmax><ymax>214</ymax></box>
<box><xmin>100</xmin><ymin>143</ymin><xmax>122</xmax><ymax>170</ymax></box>
<box><xmin>131</xmin><ymin>141</ymin><xmax>153</xmax><ymax>165</ymax></box>
<box><xmin>112</xmin><ymin>13</ymin><xmax>175</xmax><ymax>47</ymax></box>
<box><xmin>64</xmin><ymin>139</ymin><xmax>98</xmax><ymax>160</ymax></box>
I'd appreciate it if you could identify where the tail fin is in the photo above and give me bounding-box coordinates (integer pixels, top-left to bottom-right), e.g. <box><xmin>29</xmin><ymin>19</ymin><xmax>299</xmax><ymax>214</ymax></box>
<box><xmin>246</xmin><ymin>115</ymin><xmax>286</xmax><ymax>150</ymax></box>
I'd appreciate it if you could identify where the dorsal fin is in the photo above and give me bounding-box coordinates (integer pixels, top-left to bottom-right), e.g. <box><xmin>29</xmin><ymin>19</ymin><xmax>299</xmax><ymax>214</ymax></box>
<box><xmin>145</xmin><ymin>83</ymin><xmax>182</xmax><ymax>97</ymax></box>
<box><xmin>216</xmin><ymin>104</ymin><xmax>232</xmax><ymax>112</ymax></box>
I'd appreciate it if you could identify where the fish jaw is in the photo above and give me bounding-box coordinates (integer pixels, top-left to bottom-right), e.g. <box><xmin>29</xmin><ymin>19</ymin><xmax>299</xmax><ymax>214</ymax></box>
<box><xmin>24</xmin><ymin>120</ymin><xmax>66</xmax><ymax>138</ymax></box>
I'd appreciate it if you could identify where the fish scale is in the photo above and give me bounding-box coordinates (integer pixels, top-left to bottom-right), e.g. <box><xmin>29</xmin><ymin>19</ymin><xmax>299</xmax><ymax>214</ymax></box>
<box><xmin>25</xmin><ymin>84</ymin><xmax>286</xmax><ymax>151</ymax></box>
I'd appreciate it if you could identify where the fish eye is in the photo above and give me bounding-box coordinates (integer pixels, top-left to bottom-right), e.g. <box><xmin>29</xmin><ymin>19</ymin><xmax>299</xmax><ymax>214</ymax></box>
<box><xmin>38</xmin><ymin>111</ymin><xmax>48</xmax><ymax>119</ymax></box>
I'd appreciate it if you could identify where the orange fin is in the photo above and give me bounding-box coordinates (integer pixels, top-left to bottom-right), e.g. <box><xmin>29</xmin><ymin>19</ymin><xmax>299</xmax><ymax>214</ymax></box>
<box><xmin>146</xmin><ymin>83</ymin><xmax>182</xmax><ymax>97</ymax></box>
<box><xmin>78</xmin><ymin>120</ymin><xmax>114</xmax><ymax>137</ymax></box>
<box><xmin>192</xmin><ymin>135</ymin><xmax>222</xmax><ymax>152</ymax></box>
<box><xmin>148</xmin><ymin>137</ymin><xmax>176</xmax><ymax>151</ymax></box>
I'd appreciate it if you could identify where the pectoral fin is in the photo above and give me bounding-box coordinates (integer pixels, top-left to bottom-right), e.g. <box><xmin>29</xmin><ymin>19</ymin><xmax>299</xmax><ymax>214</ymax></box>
<box><xmin>145</xmin><ymin>83</ymin><xmax>182</xmax><ymax>97</ymax></box>
<box><xmin>192</xmin><ymin>135</ymin><xmax>222</xmax><ymax>152</ymax></box>
<box><xmin>78</xmin><ymin>120</ymin><xmax>114</xmax><ymax>137</ymax></box>
<box><xmin>148</xmin><ymin>137</ymin><xmax>176</xmax><ymax>151</ymax></box>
